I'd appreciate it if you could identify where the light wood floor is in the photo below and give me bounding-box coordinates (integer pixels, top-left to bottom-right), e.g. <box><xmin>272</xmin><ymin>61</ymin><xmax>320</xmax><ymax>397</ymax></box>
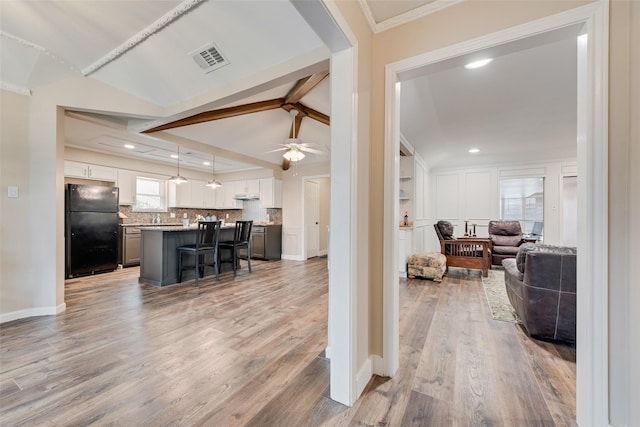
<box><xmin>0</xmin><ymin>260</ymin><xmax>576</xmax><ymax>426</ymax></box>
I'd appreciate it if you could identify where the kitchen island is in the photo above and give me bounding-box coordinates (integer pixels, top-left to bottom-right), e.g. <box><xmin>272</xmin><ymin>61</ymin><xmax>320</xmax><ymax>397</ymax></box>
<box><xmin>138</xmin><ymin>224</ymin><xmax>241</xmax><ymax>286</ymax></box>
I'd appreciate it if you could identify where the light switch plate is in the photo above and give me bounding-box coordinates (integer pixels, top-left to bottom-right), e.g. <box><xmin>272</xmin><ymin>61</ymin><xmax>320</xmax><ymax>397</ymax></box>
<box><xmin>170</xmin><ymin>212</ymin><xmax>176</xmax><ymax>218</ymax></box>
<box><xmin>7</xmin><ymin>186</ymin><xmax>18</xmax><ymax>198</ymax></box>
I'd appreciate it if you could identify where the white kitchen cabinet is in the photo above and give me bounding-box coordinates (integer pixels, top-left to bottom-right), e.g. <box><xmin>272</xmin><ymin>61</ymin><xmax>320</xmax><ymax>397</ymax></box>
<box><xmin>190</xmin><ymin>180</ymin><xmax>205</xmax><ymax>208</ymax></box>
<box><xmin>218</xmin><ymin>183</ymin><xmax>243</xmax><ymax>209</ymax></box>
<box><xmin>234</xmin><ymin>179</ymin><xmax>260</xmax><ymax>196</ymax></box>
<box><xmin>259</xmin><ymin>178</ymin><xmax>282</xmax><ymax>208</ymax></box>
<box><xmin>64</xmin><ymin>161</ymin><xmax>117</xmax><ymax>182</ymax></box>
<box><xmin>202</xmin><ymin>185</ymin><xmax>220</xmax><ymax>209</ymax></box>
<box><xmin>168</xmin><ymin>181</ymin><xmax>191</xmax><ymax>207</ymax></box>
<box><xmin>117</xmin><ymin>170</ymin><xmax>137</xmax><ymax>205</ymax></box>
<box><xmin>168</xmin><ymin>179</ymin><xmax>208</xmax><ymax>208</ymax></box>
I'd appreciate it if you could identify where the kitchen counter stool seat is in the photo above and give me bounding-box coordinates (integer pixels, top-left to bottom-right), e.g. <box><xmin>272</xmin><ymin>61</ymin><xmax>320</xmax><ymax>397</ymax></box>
<box><xmin>177</xmin><ymin>221</ymin><xmax>221</xmax><ymax>287</ymax></box>
<box><xmin>219</xmin><ymin>221</ymin><xmax>253</xmax><ymax>277</ymax></box>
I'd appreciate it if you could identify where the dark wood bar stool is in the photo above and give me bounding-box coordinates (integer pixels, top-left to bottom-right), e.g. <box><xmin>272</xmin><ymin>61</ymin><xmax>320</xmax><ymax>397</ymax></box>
<box><xmin>176</xmin><ymin>221</ymin><xmax>221</xmax><ymax>287</ymax></box>
<box><xmin>218</xmin><ymin>220</ymin><xmax>253</xmax><ymax>276</ymax></box>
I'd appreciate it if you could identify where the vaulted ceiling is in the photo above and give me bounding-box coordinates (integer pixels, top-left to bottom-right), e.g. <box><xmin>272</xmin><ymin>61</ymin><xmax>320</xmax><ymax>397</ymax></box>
<box><xmin>1</xmin><ymin>0</ymin><xmax>578</xmax><ymax>173</ymax></box>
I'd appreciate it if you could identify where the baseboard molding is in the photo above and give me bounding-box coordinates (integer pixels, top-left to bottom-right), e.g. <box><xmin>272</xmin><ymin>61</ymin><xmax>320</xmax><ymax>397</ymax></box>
<box><xmin>281</xmin><ymin>254</ymin><xmax>306</xmax><ymax>261</ymax></box>
<box><xmin>324</xmin><ymin>345</ymin><xmax>332</xmax><ymax>360</ymax></box>
<box><xmin>356</xmin><ymin>357</ymin><xmax>373</xmax><ymax>399</ymax></box>
<box><xmin>0</xmin><ymin>303</ymin><xmax>66</xmax><ymax>324</ymax></box>
<box><xmin>319</xmin><ymin>249</ymin><xmax>328</xmax><ymax>256</ymax></box>
<box><xmin>371</xmin><ymin>354</ymin><xmax>388</xmax><ymax>377</ymax></box>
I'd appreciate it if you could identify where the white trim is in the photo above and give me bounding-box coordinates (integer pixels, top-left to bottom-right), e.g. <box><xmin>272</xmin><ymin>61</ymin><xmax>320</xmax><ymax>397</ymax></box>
<box><xmin>356</xmin><ymin>358</ymin><xmax>373</xmax><ymax>398</ymax></box>
<box><xmin>82</xmin><ymin>0</ymin><xmax>203</xmax><ymax>75</ymax></box>
<box><xmin>358</xmin><ymin>0</ymin><xmax>463</xmax><ymax>34</ymax></box>
<box><xmin>0</xmin><ymin>81</ymin><xmax>31</xmax><ymax>96</ymax></box>
<box><xmin>281</xmin><ymin>254</ymin><xmax>305</xmax><ymax>261</ymax></box>
<box><xmin>0</xmin><ymin>303</ymin><xmax>66</xmax><ymax>324</ymax></box>
<box><xmin>383</xmin><ymin>2</ymin><xmax>609</xmax><ymax>425</ymax></box>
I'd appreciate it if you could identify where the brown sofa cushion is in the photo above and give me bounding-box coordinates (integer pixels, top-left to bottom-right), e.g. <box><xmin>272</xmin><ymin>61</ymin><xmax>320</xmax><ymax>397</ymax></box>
<box><xmin>436</xmin><ymin>221</ymin><xmax>455</xmax><ymax>240</ymax></box>
<box><xmin>492</xmin><ymin>235</ymin><xmax>522</xmax><ymax>247</ymax></box>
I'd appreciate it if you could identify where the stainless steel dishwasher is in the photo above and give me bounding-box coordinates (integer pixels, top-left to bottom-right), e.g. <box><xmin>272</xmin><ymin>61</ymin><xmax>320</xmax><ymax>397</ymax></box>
<box><xmin>122</xmin><ymin>226</ymin><xmax>141</xmax><ymax>267</ymax></box>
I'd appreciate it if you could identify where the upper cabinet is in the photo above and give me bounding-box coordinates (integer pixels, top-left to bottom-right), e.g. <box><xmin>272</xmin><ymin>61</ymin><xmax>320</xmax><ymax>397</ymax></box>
<box><xmin>117</xmin><ymin>169</ymin><xmax>137</xmax><ymax>205</ymax></box>
<box><xmin>234</xmin><ymin>179</ymin><xmax>260</xmax><ymax>196</ymax></box>
<box><xmin>168</xmin><ymin>179</ymin><xmax>208</xmax><ymax>209</ymax></box>
<box><xmin>259</xmin><ymin>178</ymin><xmax>282</xmax><ymax>208</ymax></box>
<box><xmin>64</xmin><ymin>161</ymin><xmax>117</xmax><ymax>182</ymax></box>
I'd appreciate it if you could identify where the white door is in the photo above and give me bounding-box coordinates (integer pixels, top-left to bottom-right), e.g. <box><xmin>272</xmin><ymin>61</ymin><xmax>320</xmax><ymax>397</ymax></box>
<box><xmin>305</xmin><ymin>180</ymin><xmax>319</xmax><ymax>259</ymax></box>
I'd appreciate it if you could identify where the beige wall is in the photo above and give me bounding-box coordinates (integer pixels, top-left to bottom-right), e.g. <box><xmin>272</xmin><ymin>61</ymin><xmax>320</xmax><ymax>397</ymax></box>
<box><xmin>1</xmin><ymin>91</ymin><xmax>33</xmax><ymax>315</ymax></box>
<box><xmin>608</xmin><ymin>0</ymin><xmax>638</xmax><ymax>423</ymax></box>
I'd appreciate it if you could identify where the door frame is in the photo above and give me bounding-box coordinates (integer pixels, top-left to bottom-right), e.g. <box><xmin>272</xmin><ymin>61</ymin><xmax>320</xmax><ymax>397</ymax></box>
<box><xmin>382</xmin><ymin>2</ymin><xmax>609</xmax><ymax>425</ymax></box>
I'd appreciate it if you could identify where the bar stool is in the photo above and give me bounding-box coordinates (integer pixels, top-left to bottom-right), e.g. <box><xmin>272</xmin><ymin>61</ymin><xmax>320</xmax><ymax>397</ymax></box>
<box><xmin>218</xmin><ymin>220</ymin><xmax>253</xmax><ymax>276</ymax></box>
<box><xmin>177</xmin><ymin>221</ymin><xmax>221</xmax><ymax>287</ymax></box>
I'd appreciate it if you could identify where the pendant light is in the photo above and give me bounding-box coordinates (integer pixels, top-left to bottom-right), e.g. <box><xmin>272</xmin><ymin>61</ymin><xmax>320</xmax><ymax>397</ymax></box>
<box><xmin>169</xmin><ymin>146</ymin><xmax>188</xmax><ymax>184</ymax></box>
<box><xmin>206</xmin><ymin>154</ymin><xmax>222</xmax><ymax>188</ymax></box>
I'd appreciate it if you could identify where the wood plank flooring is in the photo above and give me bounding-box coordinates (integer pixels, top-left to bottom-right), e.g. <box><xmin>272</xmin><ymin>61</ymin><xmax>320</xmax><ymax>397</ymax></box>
<box><xmin>0</xmin><ymin>260</ymin><xmax>576</xmax><ymax>426</ymax></box>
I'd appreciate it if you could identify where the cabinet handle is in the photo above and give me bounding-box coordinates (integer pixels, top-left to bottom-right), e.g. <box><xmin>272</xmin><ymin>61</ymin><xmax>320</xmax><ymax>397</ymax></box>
<box><xmin>87</xmin><ymin>167</ymin><xmax>92</xmax><ymax>177</ymax></box>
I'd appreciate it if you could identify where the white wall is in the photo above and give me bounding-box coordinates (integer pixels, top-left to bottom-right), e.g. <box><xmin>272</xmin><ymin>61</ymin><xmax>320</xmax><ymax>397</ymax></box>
<box><xmin>317</xmin><ymin>177</ymin><xmax>330</xmax><ymax>255</ymax></box>
<box><xmin>427</xmin><ymin>159</ymin><xmax>577</xmax><ymax>251</ymax></box>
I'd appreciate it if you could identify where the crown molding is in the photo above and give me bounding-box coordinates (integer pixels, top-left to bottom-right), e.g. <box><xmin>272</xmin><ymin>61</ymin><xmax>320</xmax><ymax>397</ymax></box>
<box><xmin>0</xmin><ymin>81</ymin><xmax>31</xmax><ymax>96</ymax></box>
<box><xmin>359</xmin><ymin>0</ymin><xmax>464</xmax><ymax>34</ymax></box>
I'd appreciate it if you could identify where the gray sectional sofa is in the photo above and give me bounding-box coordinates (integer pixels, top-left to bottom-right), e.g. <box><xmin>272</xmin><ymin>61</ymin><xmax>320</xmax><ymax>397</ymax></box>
<box><xmin>502</xmin><ymin>243</ymin><xmax>577</xmax><ymax>343</ymax></box>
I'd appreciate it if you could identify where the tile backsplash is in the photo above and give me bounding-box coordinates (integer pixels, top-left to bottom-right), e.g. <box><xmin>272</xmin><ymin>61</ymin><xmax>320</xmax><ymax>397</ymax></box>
<box><xmin>118</xmin><ymin>205</ymin><xmax>281</xmax><ymax>225</ymax></box>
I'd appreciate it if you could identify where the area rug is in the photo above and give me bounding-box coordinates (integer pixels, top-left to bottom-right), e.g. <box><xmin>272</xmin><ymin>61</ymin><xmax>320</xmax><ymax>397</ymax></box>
<box><xmin>482</xmin><ymin>269</ymin><xmax>522</xmax><ymax>324</ymax></box>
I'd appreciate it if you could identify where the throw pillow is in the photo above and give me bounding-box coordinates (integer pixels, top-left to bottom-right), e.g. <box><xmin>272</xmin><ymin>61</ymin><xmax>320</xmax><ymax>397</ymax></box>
<box><xmin>516</xmin><ymin>242</ymin><xmax>538</xmax><ymax>273</ymax></box>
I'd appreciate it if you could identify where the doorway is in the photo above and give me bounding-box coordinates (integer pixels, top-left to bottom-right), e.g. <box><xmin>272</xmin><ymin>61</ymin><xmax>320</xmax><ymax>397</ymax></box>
<box><xmin>305</xmin><ymin>180</ymin><xmax>320</xmax><ymax>259</ymax></box>
<box><xmin>383</xmin><ymin>4</ymin><xmax>609</xmax><ymax>424</ymax></box>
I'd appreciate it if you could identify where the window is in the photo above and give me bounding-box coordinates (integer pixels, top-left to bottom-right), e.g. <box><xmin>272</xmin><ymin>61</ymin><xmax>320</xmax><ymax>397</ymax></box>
<box><xmin>499</xmin><ymin>177</ymin><xmax>544</xmax><ymax>235</ymax></box>
<box><xmin>133</xmin><ymin>177</ymin><xmax>166</xmax><ymax>211</ymax></box>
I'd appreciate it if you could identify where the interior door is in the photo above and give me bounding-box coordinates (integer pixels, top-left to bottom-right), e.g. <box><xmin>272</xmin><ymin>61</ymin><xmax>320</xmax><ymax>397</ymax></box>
<box><xmin>305</xmin><ymin>180</ymin><xmax>319</xmax><ymax>259</ymax></box>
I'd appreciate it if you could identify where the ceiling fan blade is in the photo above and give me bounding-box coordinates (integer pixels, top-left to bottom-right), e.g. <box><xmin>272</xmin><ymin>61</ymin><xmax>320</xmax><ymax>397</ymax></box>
<box><xmin>265</xmin><ymin>147</ymin><xmax>288</xmax><ymax>153</ymax></box>
<box><xmin>143</xmin><ymin>98</ymin><xmax>284</xmax><ymax>133</ymax></box>
<box><xmin>284</xmin><ymin>71</ymin><xmax>329</xmax><ymax>105</ymax></box>
<box><xmin>282</xmin><ymin>158</ymin><xmax>291</xmax><ymax>171</ymax></box>
<box><xmin>301</xmin><ymin>147</ymin><xmax>324</xmax><ymax>155</ymax></box>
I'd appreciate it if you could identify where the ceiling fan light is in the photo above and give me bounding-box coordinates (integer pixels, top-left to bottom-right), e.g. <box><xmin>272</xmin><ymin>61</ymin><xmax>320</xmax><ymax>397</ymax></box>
<box><xmin>283</xmin><ymin>149</ymin><xmax>305</xmax><ymax>162</ymax></box>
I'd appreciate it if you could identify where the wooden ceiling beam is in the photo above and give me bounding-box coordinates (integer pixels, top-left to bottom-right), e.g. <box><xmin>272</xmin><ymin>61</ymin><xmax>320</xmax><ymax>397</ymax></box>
<box><xmin>282</xmin><ymin>102</ymin><xmax>330</xmax><ymax>126</ymax></box>
<box><xmin>284</xmin><ymin>71</ymin><xmax>329</xmax><ymax>105</ymax></box>
<box><xmin>142</xmin><ymin>98</ymin><xmax>284</xmax><ymax>133</ymax></box>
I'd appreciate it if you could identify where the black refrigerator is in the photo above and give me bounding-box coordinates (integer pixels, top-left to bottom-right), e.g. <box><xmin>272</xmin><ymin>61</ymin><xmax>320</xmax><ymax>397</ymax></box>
<box><xmin>65</xmin><ymin>184</ymin><xmax>119</xmax><ymax>278</ymax></box>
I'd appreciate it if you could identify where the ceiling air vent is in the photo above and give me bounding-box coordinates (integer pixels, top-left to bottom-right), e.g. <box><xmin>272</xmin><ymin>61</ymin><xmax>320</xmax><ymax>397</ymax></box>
<box><xmin>190</xmin><ymin>42</ymin><xmax>229</xmax><ymax>73</ymax></box>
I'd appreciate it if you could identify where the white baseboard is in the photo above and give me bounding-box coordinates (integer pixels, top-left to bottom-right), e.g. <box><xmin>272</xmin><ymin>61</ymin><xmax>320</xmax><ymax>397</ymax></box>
<box><xmin>356</xmin><ymin>357</ymin><xmax>373</xmax><ymax>399</ymax></box>
<box><xmin>371</xmin><ymin>354</ymin><xmax>388</xmax><ymax>377</ymax></box>
<box><xmin>281</xmin><ymin>254</ymin><xmax>306</xmax><ymax>261</ymax></box>
<box><xmin>319</xmin><ymin>249</ymin><xmax>328</xmax><ymax>256</ymax></box>
<box><xmin>0</xmin><ymin>303</ymin><xmax>66</xmax><ymax>324</ymax></box>
<box><xmin>325</xmin><ymin>345</ymin><xmax>332</xmax><ymax>359</ymax></box>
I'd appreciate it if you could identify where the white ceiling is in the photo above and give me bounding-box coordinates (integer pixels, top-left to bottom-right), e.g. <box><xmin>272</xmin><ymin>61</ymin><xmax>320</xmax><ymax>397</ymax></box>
<box><xmin>1</xmin><ymin>0</ymin><xmax>580</xmax><ymax>174</ymax></box>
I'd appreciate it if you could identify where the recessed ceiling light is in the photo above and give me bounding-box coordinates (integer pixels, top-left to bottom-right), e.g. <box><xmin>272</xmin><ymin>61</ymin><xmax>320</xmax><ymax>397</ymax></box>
<box><xmin>465</xmin><ymin>58</ymin><xmax>493</xmax><ymax>69</ymax></box>
<box><xmin>170</xmin><ymin>154</ymin><xmax>179</xmax><ymax>159</ymax></box>
<box><xmin>468</xmin><ymin>148</ymin><xmax>480</xmax><ymax>153</ymax></box>
<box><xmin>124</xmin><ymin>144</ymin><xmax>135</xmax><ymax>149</ymax></box>
<box><xmin>203</xmin><ymin>161</ymin><xmax>210</xmax><ymax>166</ymax></box>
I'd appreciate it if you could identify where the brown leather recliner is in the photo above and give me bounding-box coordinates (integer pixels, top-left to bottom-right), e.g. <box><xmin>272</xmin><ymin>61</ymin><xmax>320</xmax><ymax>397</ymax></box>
<box><xmin>488</xmin><ymin>220</ymin><xmax>524</xmax><ymax>265</ymax></box>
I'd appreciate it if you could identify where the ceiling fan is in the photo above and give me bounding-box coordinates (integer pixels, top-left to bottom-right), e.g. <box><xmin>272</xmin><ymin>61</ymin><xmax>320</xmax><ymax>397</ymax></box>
<box><xmin>267</xmin><ymin>108</ymin><xmax>325</xmax><ymax>163</ymax></box>
<box><xmin>142</xmin><ymin>72</ymin><xmax>330</xmax><ymax>170</ymax></box>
